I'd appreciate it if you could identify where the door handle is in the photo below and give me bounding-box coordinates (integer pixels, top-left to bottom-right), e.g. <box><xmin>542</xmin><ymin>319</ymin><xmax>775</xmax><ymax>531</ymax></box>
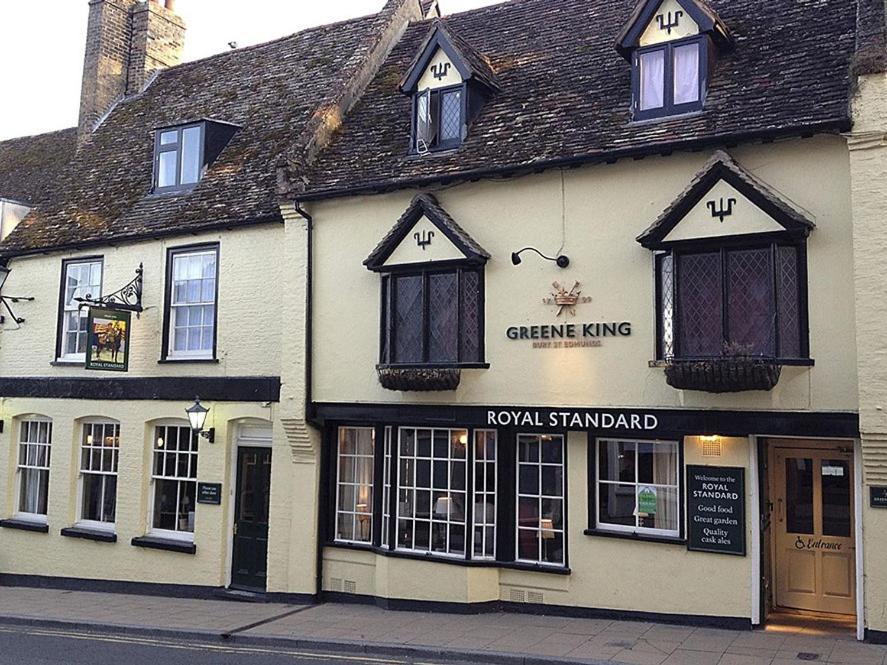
<box><xmin>777</xmin><ymin>499</ymin><xmax>784</xmax><ymax>523</ymax></box>
<box><xmin>233</xmin><ymin>522</ymin><xmax>238</xmax><ymax>537</ymax></box>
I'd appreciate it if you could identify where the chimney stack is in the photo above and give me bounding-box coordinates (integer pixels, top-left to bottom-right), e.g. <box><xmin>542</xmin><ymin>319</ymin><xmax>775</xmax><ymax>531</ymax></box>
<box><xmin>77</xmin><ymin>0</ymin><xmax>186</xmax><ymax>145</ymax></box>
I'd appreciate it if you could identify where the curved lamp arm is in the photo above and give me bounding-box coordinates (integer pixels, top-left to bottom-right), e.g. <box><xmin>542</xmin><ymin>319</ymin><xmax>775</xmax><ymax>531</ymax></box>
<box><xmin>511</xmin><ymin>247</ymin><xmax>570</xmax><ymax>269</ymax></box>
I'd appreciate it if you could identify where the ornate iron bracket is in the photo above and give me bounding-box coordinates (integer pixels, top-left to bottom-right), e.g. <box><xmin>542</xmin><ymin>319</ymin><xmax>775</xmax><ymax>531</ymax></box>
<box><xmin>76</xmin><ymin>263</ymin><xmax>144</xmax><ymax>315</ymax></box>
<box><xmin>0</xmin><ymin>294</ymin><xmax>35</xmax><ymax>325</ymax></box>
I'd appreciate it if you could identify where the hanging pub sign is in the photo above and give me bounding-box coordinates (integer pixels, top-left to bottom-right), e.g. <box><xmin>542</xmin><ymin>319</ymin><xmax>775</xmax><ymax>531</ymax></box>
<box><xmin>85</xmin><ymin>307</ymin><xmax>131</xmax><ymax>372</ymax></box>
<box><xmin>687</xmin><ymin>465</ymin><xmax>746</xmax><ymax>556</ymax></box>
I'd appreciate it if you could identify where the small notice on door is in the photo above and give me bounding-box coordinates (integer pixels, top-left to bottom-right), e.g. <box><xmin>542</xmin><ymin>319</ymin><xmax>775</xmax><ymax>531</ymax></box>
<box><xmin>687</xmin><ymin>465</ymin><xmax>746</xmax><ymax>556</ymax></box>
<box><xmin>871</xmin><ymin>486</ymin><xmax>887</xmax><ymax>509</ymax></box>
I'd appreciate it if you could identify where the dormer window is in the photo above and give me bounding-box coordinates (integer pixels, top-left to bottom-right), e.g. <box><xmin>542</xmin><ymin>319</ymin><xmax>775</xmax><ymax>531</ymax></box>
<box><xmin>401</xmin><ymin>23</ymin><xmax>498</xmax><ymax>155</ymax></box>
<box><xmin>636</xmin><ymin>37</ymin><xmax>704</xmax><ymax>119</ymax></box>
<box><xmin>155</xmin><ymin>124</ymin><xmax>203</xmax><ymax>191</ymax></box>
<box><xmin>616</xmin><ymin>0</ymin><xmax>733</xmax><ymax>122</ymax></box>
<box><xmin>153</xmin><ymin>119</ymin><xmax>238</xmax><ymax>194</ymax></box>
<box><xmin>415</xmin><ymin>86</ymin><xmax>464</xmax><ymax>153</ymax></box>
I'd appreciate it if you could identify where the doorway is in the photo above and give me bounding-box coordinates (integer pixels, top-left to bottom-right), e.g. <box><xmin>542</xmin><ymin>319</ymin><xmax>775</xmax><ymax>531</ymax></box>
<box><xmin>767</xmin><ymin>440</ymin><xmax>856</xmax><ymax>619</ymax></box>
<box><xmin>231</xmin><ymin>445</ymin><xmax>272</xmax><ymax>591</ymax></box>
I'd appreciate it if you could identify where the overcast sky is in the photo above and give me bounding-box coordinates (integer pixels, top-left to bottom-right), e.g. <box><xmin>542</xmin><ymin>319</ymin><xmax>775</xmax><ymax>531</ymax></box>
<box><xmin>0</xmin><ymin>0</ymin><xmax>502</xmax><ymax>141</ymax></box>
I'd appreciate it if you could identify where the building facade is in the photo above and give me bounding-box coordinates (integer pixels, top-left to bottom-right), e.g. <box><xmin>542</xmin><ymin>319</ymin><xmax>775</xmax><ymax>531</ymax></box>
<box><xmin>1</xmin><ymin>0</ymin><xmax>887</xmax><ymax>644</ymax></box>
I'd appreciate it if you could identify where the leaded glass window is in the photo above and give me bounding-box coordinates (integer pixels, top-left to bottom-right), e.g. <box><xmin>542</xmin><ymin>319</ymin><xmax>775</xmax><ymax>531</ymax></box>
<box><xmin>382</xmin><ymin>267</ymin><xmax>483</xmax><ymax>367</ymax></box>
<box><xmin>413</xmin><ymin>85</ymin><xmax>464</xmax><ymax>153</ymax></box>
<box><xmin>657</xmin><ymin>243</ymin><xmax>807</xmax><ymax>360</ymax></box>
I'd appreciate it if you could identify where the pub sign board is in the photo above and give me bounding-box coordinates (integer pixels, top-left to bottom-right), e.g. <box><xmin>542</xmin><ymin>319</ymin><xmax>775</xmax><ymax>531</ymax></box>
<box><xmin>871</xmin><ymin>486</ymin><xmax>887</xmax><ymax>509</ymax></box>
<box><xmin>197</xmin><ymin>483</ymin><xmax>223</xmax><ymax>505</ymax></box>
<box><xmin>85</xmin><ymin>307</ymin><xmax>131</xmax><ymax>372</ymax></box>
<box><xmin>687</xmin><ymin>465</ymin><xmax>746</xmax><ymax>556</ymax></box>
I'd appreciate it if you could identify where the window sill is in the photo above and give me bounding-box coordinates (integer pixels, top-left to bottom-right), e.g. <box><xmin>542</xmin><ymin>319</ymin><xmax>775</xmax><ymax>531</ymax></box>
<box><xmin>630</xmin><ymin>109</ymin><xmax>705</xmax><ymax>125</ymax></box>
<box><xmin>131</xmin><ymin>535</ymin><xmax>196</xmax><ymax>554</ymax></box>
<box><xmin>0</xmin><ymin>519</ymin><xmax>49</xmax><ymax>534</ymax></box>
<box><xmin>158</xmin><ymin>358</ymin><xmax>219</xmax><ymax>365</ymax></box>
<box><xmin>326</xmin><ymin>542</ymin><xmax>570</xmax><ymax>575</ymax></box>
<box><xmin>648</xmin><ymin>358</ymin><xmax>815</xmax><ymax>368</ymax></box>
<box><xmin>61</xmin><ymin>526</ymin><xmax>117</xmax><ymax>543</ymax></box>
<box><xmin>377</xmin><ymin>363</ymin><xmax>490</xmax><ymax>370</ymax></box>
<box><xmin>50</xmin><ymin>360</ymin><xmax>85</xmax><ymax>367</ymax></box>
<box><xmin>584</xmin><ymin>528</ymin><xmax>685</xmax><ymax>546</ymax></box>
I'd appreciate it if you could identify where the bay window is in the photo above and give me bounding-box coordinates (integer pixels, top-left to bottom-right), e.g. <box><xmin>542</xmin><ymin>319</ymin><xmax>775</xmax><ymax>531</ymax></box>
<box><xmin>634</xmin><ymin>37</ymin><xmax>705</xmax><ymax>120</ymax></box>
<box><xmin>16</xmin><ymin>419</ymin><xmax>52</xmax><ymax>521</ymax></box>
<box><xmin>656</xmin><ymin>242</ymin><xmax>807</xmax><ymax>361</ymax></box>
<box><xmin>58</xmin><ymin>259</ymin><xmax>102</xmax><ymax>361</ymax></box>
<box><xmin>595</xmin><ymin>439</ymin><xmax>680</xmax><ymax>538</ymax></box>
<box><xmin>381</xmin><ymin>267</ymin><xmax>483</xmax><ymax>367</ymax></box>
<box><xmin>331</xmin><ymin>426</ymin><xmax>506</xmax><ymax>566</ymax></box>
<box><xmin>150</xmin><ymin>424</ymin><xmax>198</xmax><ymax>537</ymax></box>
<box><xmin>164</xmin><ymin>245</ymin><xmax>219</xmax><ymax>360</ymax></box>
<box><xmin>78</xmin><ymin>421</ymin><xmax>120</xmax><ymax>527</ymax></box>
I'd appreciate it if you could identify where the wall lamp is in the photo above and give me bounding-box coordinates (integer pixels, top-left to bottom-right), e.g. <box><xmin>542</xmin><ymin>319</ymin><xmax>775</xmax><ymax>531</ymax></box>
<box><xmin>0</xmin><ymin>265</ymin><xmax>35</xmax><ymax>325</ymax></box>
<box><xmin>511</xmin><ymin>247</ymin><xmax>570</xmax><ymax>269</ymax></box>
<box><xmin>186</xmin><ymin>397</ymin><xmax>215</xmax><ymax>443</ymax></box>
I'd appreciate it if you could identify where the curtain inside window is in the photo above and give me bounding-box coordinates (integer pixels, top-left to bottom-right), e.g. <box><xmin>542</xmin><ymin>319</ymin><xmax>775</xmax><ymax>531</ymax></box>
<box><xmin>651</xmin><ymin>443</ymin><xmax>678</xmax><ymax>532</ymax></box>
<box><xmin>640</xmin><ymin>50</ymin><xmax>665</xmax><ymax>110</ymax></box>
<box><xmin>673</xmin><ymin>43</ymin><xmax>700</xmax><ymax>105</ymax></box>
<box><xmin>677</xmin><ymin>252</ymin><xmax>723</xmax><ymax>357</ymax></box>
<box><xmin>726</xmin><ymin>248</ymin><xmax>775</xmax><ymax>356</ymax></box>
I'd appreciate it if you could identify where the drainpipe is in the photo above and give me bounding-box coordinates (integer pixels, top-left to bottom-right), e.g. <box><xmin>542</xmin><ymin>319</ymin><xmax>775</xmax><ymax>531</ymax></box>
<box><xmin>291</xmin><ymin>201</ymin><xmax>323</xmax><ymax>601</ymax></box>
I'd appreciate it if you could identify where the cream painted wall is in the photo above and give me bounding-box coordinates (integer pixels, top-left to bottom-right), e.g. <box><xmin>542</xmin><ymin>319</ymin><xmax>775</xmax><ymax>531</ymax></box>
<box><xmin>0</xmin><ymin>225</ymin><xmax>283</xmax><ymax>377</ymax></box>
<box><xmin>311</xmin><ymin>137</ymin><xmax>858</xmax><ymax>415</ymax></box>
<box><xmin>0</xmin><ymin>397</ymin><xmax>275</xmax><ymax>587</ymax></box>
<box><xmin>849</xmin><ymin>72</ymin><xmax>887</xmax><ymax>635</ymax></box>
<box><xmin>322</xmin><ymin>433</ymin><xmax>753</xmax><ymax>618</ymax></box>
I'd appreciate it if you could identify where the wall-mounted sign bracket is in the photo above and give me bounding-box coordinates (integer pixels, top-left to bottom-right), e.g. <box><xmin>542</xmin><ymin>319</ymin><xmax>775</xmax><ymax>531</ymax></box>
<box><xmin>76</xmin><ymin>263</ymin><xmax>144</xmax><ymax>316</ymax></box>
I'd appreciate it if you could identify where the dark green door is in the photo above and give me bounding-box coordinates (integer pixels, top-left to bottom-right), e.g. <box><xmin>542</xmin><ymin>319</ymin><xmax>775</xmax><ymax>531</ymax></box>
<box><xmin>231</xmin><ymin>447</ymin><xmax>272</xmax><ymax>591</ymax></box>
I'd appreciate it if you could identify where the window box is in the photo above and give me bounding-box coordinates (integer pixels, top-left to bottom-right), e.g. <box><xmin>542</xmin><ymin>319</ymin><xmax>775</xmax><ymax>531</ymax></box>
<box><xmin>377</xmin><ymin>367</ymin><xmax>461</xmax><ymax>392</ymax></box>
<box><xmin>664</xmin><ymin>356</ymin><xmax>782</xmax><ymax>394</ymax></box>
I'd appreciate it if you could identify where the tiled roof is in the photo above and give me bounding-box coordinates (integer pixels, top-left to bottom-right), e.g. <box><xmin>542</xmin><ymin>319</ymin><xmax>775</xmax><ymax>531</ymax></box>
<box><xmin>0</xmin><ymin>128</ymin><xmax>77</xmax><ymax>206</ymax></box>
<box><xmin>0</xmin><ymin>11</ymin><xmax>391</xmax><ymax>258</ymax></box>
<box><xmin>297</xmin><ymin>0</ymin><xmax>864</xmax><ymax>199</ymax></box>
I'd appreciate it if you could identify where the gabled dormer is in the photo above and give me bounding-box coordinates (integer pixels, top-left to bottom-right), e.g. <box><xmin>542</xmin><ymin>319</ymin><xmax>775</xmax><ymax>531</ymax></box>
<box><xmin>399</xmin><ymin>22</ymin><xmax>498</xmax><ymax>155</ymax></box>
<box><xmin>616</xmin><ymin>0</ymin><xmax>733</xmax><ymax>121</ymax></box>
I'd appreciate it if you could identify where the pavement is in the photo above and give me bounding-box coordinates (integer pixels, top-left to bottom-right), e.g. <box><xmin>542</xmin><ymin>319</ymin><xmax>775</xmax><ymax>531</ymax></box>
<box><xmin>0</xmin><ymin>586</ymin><xmax>885</xmax><ymax>665</ymax></box>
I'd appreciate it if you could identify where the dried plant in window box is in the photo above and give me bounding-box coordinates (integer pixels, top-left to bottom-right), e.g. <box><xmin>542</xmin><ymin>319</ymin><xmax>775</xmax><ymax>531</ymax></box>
<box><xmin>378</xmin><ymin>367</ymin><xmax>461</xmax><ymax>392</ymax></box>
<box><xmin>664</xmin><ymin>343</ymin><xmax>782</xmax><ymax>394</ymax></box>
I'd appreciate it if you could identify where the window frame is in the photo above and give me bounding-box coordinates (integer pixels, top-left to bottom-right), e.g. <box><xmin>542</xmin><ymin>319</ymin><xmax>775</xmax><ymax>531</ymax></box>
<box><xmin>334</xmin><ymin>427</ymin><xmax>376</xmax><ymax>545</ymax></box>
<box><xmin>632</xmin><ymin>36</ymin><xmax>707</xmax><ymax>122</ymax></box>
<box><xmin>590</xmin><ymin>438</ymin><xmax>683</xmax><ymax>540</ymax></box>
<box><xmin>411</xmin><ymin>83</ymin><xmax>467</xmax><ymax>154</ymax></box>
<box><xmin>327</xmin><ymin>424</ymin><xmax>527</xmax><ymax>569</ymax></box>
<box><xmin>655</xmin><ymin>237</ymin><xmax>810</xmax><ymax>362</ymax></box>
<box><xmin>148</xmin><ymin>422</ymin><xmax>199</xmax><ymax>542</ymax></box>
<box><xmin>153</xmin><ymin>122</ymin><xmax>206</xmax><ymax>194</ymax></box>
<box><xmin>56</xmin><ymin>257</ymin><xmax>103</xmax><ymax>363</ymax></box>
<box><xmin>15</xmin><ymin>417</ymin><xmax>53</xmax><ymax>524</ymax></box>
<box><xmin>515</xmin><ymin>433</ymin><xmax>567</xmax><ymax>568</ymax></box>
<box><xmin>76</xmin><ymin>419</ymin><xmax>120</xmax><ymax>531</ymax></box>
<box><xmin>162</xmin><ymin>243</ymin><xmax>220</xmax><ymax>362</ymax></box>
<box><xmin>379</xmin><ymin>264</ymin><xmax>486</xmax><ymax>369</ymax></box>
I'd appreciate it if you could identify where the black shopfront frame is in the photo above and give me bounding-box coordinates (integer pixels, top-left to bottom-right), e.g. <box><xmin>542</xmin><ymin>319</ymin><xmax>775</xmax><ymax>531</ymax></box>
<box><xmin>316</xmin><ymin>402</ymin><xmax>858</xmax><ymax>572</ymax></box>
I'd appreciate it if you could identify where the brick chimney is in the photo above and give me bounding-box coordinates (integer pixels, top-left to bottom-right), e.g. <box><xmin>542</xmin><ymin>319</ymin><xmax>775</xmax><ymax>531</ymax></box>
<box><xmin>77</xmin><ymin>0</ymin><xmax>186</xmax><ymax>145</ymax></box>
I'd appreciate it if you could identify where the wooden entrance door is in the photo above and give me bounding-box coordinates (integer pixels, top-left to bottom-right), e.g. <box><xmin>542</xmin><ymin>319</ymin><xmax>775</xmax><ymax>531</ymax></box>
<box><xmin>773</xmin><ymin>448</ymin><xmax>855</xmax><ymax>616</ymax></box>
<box><xmin>231</xmin><ymin>446</ymin><xmax>272</xmax><ymax>591</ymax></box>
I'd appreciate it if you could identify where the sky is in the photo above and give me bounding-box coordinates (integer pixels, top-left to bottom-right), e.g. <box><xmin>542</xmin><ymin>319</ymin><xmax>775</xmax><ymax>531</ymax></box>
<box><xmin>0</xmin><ymin>0</ymin><xmax>503</xmax><ymax>141</ymax></box>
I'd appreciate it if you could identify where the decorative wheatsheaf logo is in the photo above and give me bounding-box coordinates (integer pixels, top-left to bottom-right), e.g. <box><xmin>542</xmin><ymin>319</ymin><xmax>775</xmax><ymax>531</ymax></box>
<box><xmin>542</xmin><ymin>281</ymin><xmax>592</xmax><ymax>318</ymax></box>
<box><xmin>656</xmin><ymin>10</ymin><xmax>684</xmax><ymax>34</ymax></box>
